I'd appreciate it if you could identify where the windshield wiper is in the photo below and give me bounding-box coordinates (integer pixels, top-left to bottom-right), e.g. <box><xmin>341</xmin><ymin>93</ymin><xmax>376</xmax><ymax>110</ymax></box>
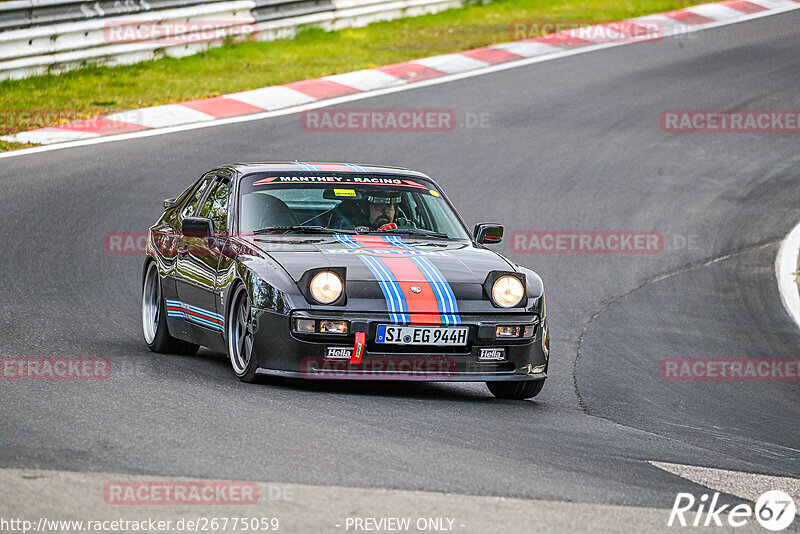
<box><xmin>365</xmin><ymin>228</ymin><xmax>451</xmax><ymax>239</ymax></box>
<box><xmin>252</xmin><ymin>225</ymin><xmax>350</xmax><ymax>235</ymax></box>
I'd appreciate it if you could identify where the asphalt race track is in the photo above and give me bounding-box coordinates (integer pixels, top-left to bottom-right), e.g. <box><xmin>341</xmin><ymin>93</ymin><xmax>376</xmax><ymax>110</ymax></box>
<box><xmin>0</xmin><ymin>9</ymin><xmax>798</xmax><ymax>531</ymax></box>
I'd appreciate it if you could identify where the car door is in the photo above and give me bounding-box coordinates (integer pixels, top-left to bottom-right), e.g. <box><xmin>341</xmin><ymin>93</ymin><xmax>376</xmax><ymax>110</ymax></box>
<box><xmin>162</xmin><ymin>173</ymin><xmax>214</xmax><ymax>337</ymax></box>
<box><xmin>174</xmin><ymin>175</ymin><xmax>230</xmax><ymax>345</ymax></box>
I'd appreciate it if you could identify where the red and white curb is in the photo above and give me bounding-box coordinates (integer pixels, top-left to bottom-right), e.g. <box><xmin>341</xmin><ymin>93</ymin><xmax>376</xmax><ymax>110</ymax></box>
<box><xmin>3</xmin><ymin>0</ymin><xmax>799</xmax><ymax>146</ymax></box>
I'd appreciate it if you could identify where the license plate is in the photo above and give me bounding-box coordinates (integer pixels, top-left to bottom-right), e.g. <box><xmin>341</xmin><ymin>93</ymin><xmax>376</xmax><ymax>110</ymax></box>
<box><xmin>376</xmin><ymin>325</ymin><xmax>468</xmax><ymax>346</ymax></box>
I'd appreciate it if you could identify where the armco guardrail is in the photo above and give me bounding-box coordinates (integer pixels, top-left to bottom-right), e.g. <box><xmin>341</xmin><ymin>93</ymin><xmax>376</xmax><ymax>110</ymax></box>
<box><xmin>0</xmin><ymin>0</ymin><xmax>460</xmax><ymax>80</ymax></box>
<box><xmin>0</xmin><ymin>0</ymin><xmax>221</xmax><ymax>32</ymax></box>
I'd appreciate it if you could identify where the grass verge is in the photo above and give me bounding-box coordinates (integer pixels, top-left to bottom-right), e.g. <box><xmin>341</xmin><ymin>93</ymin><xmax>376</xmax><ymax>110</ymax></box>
<box><xmin>1</xmin><ymin>0</ymin><xmax>704</xmax><ymax>144</ymax></box>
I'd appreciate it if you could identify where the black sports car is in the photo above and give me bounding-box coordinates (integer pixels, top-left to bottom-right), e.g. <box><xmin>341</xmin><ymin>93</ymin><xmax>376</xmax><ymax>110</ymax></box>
<box><xmin>142</xmin><ymin>162</ymin><xmax>549</xmax><ymax>399</ymax></box>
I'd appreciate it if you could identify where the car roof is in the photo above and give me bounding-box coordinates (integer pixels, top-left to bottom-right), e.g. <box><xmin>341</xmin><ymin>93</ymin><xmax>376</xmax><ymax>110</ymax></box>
<box><xmin>222</xmin><ymin>162</ymin><xmax>435</xmax><ymax>182</ymax></box>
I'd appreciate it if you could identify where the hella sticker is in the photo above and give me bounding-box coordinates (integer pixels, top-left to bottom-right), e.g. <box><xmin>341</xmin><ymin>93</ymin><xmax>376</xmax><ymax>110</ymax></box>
<box><xmin>478</xmin><ymin>348</ymin><xmax>506</xmax><ymax>361</ymax></box>
<box><xmin>325</xmin><ymin>347</ymin><xmax>353</xmax><ymax>360</ymax></box>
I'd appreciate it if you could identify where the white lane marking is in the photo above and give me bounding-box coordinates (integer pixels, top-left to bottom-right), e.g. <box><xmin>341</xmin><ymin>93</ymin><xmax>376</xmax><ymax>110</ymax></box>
<box><xmin>8</xmin><ymin>129</ymin><xmax>100</xmax><ymax>144</ymax></box>
<box><xmin>650</xmin><ymin>461</ymin><xmax>800</xmax><ymax>506</ymax></box>
<box><xmin>227</xmin><ymin>85</ymin><xmax>318</xmax><ymax>110</ymax></box>
<box><xmin>776</xmin><ymin>219</ymin><xmax>800</xmax><ymax>330</ymax></box>
<box><xmin>1</xmin><ymin>3</ymin><xmax>798</xmax><ymax>160</ymax></box>
<box><xmin>106</xmin><ymin>104</ymin><xmax>215</xmax><ymax>128</ymax></box>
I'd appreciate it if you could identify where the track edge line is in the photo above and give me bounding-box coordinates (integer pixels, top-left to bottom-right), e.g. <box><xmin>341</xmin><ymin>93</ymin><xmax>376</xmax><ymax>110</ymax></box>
<box><xmin>775</xmin><ymin>219</ymin><xmax>800</xmax><ymax>331</ymax></box>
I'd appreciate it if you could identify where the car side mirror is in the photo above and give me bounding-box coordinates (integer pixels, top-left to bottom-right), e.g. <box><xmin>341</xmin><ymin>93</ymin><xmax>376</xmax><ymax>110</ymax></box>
<box><xmin>183</xmin><ymin>217</ymin><xmax>215</xmax><ymax>239</ymax></box>
<box><xmin>474</xmin><ymin>223</ymin><xmax>503</xmax><ymax>244</ymax></box>
<box><xmin>164</xmin><ymin>198</ymin><xmax>179</xmax><ymax>210</ymax></box>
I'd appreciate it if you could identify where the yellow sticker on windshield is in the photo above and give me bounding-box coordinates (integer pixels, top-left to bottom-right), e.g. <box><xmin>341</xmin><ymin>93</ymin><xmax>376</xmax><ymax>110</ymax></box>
<box><xmin>429</xmin><ymin>190</ymin><xmax>441</xmax><ymax>197</ymax></box>
<box><xmin>334</xmin><ymin>189</ymin><xmax>356</xmax><ymax>197</ymax></box>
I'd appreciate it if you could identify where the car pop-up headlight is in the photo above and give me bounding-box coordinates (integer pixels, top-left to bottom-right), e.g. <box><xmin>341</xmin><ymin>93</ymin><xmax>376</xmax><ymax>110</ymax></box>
<box><xmin>310</xmin><ymin>271</ymin><xmax>343</xmax><ymax>304</ymax></box>
<box><xmin>491</xmin><ymin>275</ymin><xmax>525</xmax><ymax>308</ymax></box>
<box><xmin>299</xmin><ymin>267</ymin><xmax>347</xmax><ymax>306</ymax></box>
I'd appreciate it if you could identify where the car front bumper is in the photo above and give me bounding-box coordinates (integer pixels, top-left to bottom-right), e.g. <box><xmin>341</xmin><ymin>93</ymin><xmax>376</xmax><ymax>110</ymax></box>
<box><xmin>251</xmin><ymin>309</ymin><xmax>549</xmax><ymax>382</ymax></box>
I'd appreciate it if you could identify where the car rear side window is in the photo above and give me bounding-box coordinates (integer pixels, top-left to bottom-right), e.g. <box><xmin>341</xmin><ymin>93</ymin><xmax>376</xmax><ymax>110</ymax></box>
<box><xmin>180</xmin><ymin>175</ymin><xmax>213</xmax><ymax>220</ymax></box>
<box><xmin>198</xmin><ymin>179</ymin><xmax>231</xmax><ymax>234</ymax></box>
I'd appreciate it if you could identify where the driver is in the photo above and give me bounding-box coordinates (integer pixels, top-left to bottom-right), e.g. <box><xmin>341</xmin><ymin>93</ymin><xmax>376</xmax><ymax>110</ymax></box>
<box><xmin>331</xmin><ymin>192</ymin><xmax>417</xmax><ymax>230</ymax></box>
<box><xmin>364</xmin><ymin>193</ymin><xmax>399</xmax><ymax>229</ymax></box>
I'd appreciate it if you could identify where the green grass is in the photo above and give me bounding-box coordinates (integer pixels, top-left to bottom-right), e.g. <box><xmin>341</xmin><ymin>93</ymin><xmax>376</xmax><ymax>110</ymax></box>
<box><xmin>0</xmin><ymin>140</ymin><xmax>37</xmax><ymax>151</ymax></box>
<box><xmin>1</xmin><ymin>0</ymin><xmax>703</xmax><ymax>141</ymax></box>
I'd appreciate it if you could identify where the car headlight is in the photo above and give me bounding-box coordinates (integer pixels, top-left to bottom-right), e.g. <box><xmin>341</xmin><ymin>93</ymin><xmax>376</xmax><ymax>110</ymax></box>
<box><xmin>491</xmin><ymin>275</ymin><xmax>525</xmax><ymax>308</ymax></box>
<box><xmin>309</xmin><ymin>271</ymin><xmax>343</xmax><ymax>304</ymax></box>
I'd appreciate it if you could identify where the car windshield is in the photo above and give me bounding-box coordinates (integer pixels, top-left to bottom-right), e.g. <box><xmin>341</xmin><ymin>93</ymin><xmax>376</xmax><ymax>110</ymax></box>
<box><xmin>238</xmin><ymin>173</ymin><xmax>470</xmax><ymax>239</ymax></box>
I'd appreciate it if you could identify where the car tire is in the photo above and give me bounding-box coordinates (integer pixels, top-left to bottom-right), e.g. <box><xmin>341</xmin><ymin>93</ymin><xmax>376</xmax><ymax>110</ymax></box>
<box><xmin>142</xmin><ymin>262</ymin><xmax>200</xmax><ymax>355</ymax></box>
<box><xmin>486</xmin><ymin>379</ymin><xmax>544</xmax><ymax>400</ymax></box>
<box><xmin>227</xmin><ymin>285</ymin><xmax>259</xmax><ymax>383</ymax></box>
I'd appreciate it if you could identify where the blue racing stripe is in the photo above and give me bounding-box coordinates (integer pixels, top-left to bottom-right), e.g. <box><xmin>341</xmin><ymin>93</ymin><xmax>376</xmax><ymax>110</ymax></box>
<box><xmin>186</xmin><ymin>315</ymin><xmax>224</xmax><ymax>331</ymax></box>
<box><xmin>184</xmin><ymin>303</ymin><xmax>225</xmax><ymax>321</ymax></box>
<box><xmin>297</xmin><ymin>162</ymin><xmax>322</xmax><ymax>171</ymax></box>
<box><xmin>382</xmin><ymin>236</ymin><xmax>462</xmax><ymax>325</ymax></box>
<box><xmin>360</xmin><ymin>254</ymin><xmax>410</xmax><ymax>324</ymax></box>
<box><xmin>343</xmin><ymin>163</ymin><xmax>368</xmax><ymax>172</ymax></box>
<box><xmin>164</xmin><ymin>299</ymin><xmax>225</xmax><ymax>331</ymax></box>
<box><xmin>360</xmin><ymin>260</ymin><xmax>401</xmax><ymax>323</ymax></box>
<box><xmin>382</xmin><ymin>235</ymin><xmax>415</xmax><ymax>251</ymax></box>
<box><xmin>335</xmin><ymin>234</ymin><xmax>410</xmax><ymax>324</ymax></box>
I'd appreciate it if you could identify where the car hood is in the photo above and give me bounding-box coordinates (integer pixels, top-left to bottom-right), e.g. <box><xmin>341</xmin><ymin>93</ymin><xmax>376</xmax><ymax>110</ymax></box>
<box><xmin>242</xmin><ymin>235</ymin><xmax>515</xmax><ymax>284</ymax></box>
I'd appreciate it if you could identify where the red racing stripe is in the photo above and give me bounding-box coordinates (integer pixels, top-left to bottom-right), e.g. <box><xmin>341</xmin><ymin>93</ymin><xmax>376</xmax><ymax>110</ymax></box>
<box><xmin>167</xmin><ymin>306</ymin><xmax>224</xmax><ymax>325</ymax></box>
<box><xmin>307</xmin><ymin>163</ymin><xmax>353</xmax><ymax>172</ymax></box>
<box><xmin>383</xmin><ymin>257</ymin><xmax>442</xmax><ymax>325</ymax></box>
<box><xmin>352</xmin><ymin>236</ymin><xmax>441</xmax><ymax>325</ymax></box>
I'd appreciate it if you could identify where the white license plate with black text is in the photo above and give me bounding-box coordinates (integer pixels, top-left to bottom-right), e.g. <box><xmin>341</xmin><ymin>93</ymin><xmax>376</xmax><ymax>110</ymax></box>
<box><xmin>376</xmin><ymin>325</ymin><xmax>468</xmax><ymax>346</ymax></box>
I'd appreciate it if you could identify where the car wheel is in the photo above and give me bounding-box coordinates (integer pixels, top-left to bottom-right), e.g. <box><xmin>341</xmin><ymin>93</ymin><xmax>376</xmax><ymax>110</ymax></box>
<box><xmin>227</xmin><ymin>285</ymin><xmax>259</xmax><ymax>383</ymax></box>
<box><xmin>142</xmin><ymin>262</ymin><xmax>199</xmax><ymax>355</ymax></box>
<box><xmin>486</xmin><ymin>380</ymin><xmax>544</xmax><ymax>400</ymax></box>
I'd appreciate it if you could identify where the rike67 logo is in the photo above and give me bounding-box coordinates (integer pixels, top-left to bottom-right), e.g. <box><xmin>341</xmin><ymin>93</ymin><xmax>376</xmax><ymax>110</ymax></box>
<box><xmin>669</xmin><ymin>490</ymin><xmax>796</xmax><ymax>531</ymax></box>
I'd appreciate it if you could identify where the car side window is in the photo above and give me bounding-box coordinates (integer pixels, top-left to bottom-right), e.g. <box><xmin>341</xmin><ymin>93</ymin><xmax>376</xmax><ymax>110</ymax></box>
<box><xmin>180</xmin><ymin>175</ymin><xmax>213</xmax><ymax>220</ymax></box>
<box><xmin>198</xmin><ymin>179</ymin><xmax>231</xmax><ymax>235</ymax></box>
